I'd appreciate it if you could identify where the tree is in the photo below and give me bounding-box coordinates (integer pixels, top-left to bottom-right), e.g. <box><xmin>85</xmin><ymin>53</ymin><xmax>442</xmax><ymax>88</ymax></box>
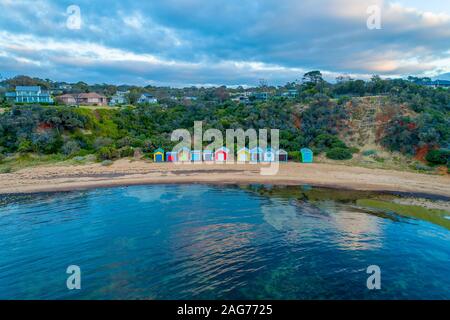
<box><xmin>302</xmin><ymin>71</ymin><xmax>323</xmax><ymax>85</ymax></box>
<box><xmin>426</xmin><ymin>149</ymin><xmax>450</xmax><ymax>165</ymax></box>
<box><xmin>326</xmin><ymin>147</ymin><xmax>353</xmax><ymax>160</ymax></box>
<box><xmin>126</xmin><ymin>88</ymin><xmax>142</xmax><ymax>105</ymax></box>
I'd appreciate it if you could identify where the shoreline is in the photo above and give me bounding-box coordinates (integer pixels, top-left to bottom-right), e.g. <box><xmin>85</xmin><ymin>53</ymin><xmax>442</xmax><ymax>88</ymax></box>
<box><xmin>0</xmin><ymin>160</ymin><xmax>449</xmax><ymax>198</ymax></box>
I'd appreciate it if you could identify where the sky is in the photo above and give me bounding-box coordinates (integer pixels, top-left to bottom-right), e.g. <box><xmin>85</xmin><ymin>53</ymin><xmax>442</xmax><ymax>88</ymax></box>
<box><xmin>0</xmin><ymin>0</ymin><xmax>449</xmax><ymax>87</ymax></box>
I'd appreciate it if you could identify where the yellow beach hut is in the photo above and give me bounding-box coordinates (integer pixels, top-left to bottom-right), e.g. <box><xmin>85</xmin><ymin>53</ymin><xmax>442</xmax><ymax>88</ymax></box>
<box><xmin>237</xmin><ymin>147</ymin><xmax>250</xmax><ymax>163</ymax></box>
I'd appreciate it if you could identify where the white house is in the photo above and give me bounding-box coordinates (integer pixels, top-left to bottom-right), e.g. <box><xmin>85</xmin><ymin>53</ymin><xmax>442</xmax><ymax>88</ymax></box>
<box><xmin>138</xmin><ymin>93</ymin><xmax>158</xmax><ymax>104</ymax></box>
<box><xmin>109</xmin><ymin>91</ymin><xmax>129</xmax><ymax>106</ymax></box>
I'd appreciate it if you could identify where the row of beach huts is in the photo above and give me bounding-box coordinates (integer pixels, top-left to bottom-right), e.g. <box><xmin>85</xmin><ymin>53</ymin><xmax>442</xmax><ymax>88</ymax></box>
<box><xmin>152</xmin><ymin>147</ymin><xmax>314</xmax><ymax>163</ymax></box>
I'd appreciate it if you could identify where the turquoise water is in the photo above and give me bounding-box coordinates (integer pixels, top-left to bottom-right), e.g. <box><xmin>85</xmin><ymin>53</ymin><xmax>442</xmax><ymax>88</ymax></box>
<box><xmin>0</xmin><ymin>184</ymin><xmax>449</xmax><ymax>300</ymax></box>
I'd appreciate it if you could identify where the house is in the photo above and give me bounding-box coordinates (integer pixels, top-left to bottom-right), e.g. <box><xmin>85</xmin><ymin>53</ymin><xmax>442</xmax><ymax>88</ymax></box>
<box><xmin>178</xmin><ymin>147</ymin><xmax>191</xmax><ymax>162</ymax></box>
<box><xmin>301</xmin><ymin>148</ymin><xmax>314</xmax><ymax>163</ymax></box>
<box><xmin>191</xmin><ymin>150</ymin><xmax>202</xmax><ymax>162</ymax></box>
<box><xmin>166</xmin><ymin>152</ymin><xmax>178</xmax><ymax>162</ymax></box>
<box><xmin>252</xmin><ymin>92</ymin><xmax>269</xmax><ymax>101</ymax></box>
<box><xmin>215</xmin><ymin>147</ymin><xmax>230</xmax><ymax>162</ymax></box>
<box><xmin>237</xmin><ymin>147</ymin><xmax>250</xmax><ymax>162</ymax></box>
<box><xmin>153</xmin><ymin>148</ymin><xmax>165</xmax><ymax>163</ymax></box>
<box><xmin>56</xmin><ymin>92</ymin><xmax>107</xmax><ymax>106</ymax></box>
<box><xmin>76</xmin><ymin>92</ymin><xmax>107</xmax><ymax>106</ymax></box>
<box><xmin>6</xmin><ymin>86</ymin><xmax>53</xmax><ymax>104</ymax></box>
<box><xmin>422</xmin><ymin>80</ymin><xmax>450</xmax><ymax>89</ymax></box>
<box><xmin>109</xmin><ymin>91</ymin><xmax>129</xmax><ymax>106</ymax></box>
<box><xmin>203</xmin><ymin>149</ymin><xmax>214</xmax><ymax>162</ymax></box>
<box><xmin>263</xmin><ymin>148</ymin><xmax>276</xmax><ymax>162</ymax></box>
<box><xmin>281</xmin><ymin>89</ymin><xmax>298</xmax><ymax>98</ymax></box>
<box><xmin>138</xmin><ymin>93</ymin><xmax>158</xmax><ymax>104</ymax></box>
<box><xmin>231</xmin><ymin>95</ymin><xmax>251</xmax><ymax>104</ymax></box>
<box><xmin>231</xmin><ymin>92</ymin><xmax>250</xmax><ymax>103</ymax></box>
<box><xmin>250</xmin><ymin>147</ymin><xmax>264</xmax><ymax>162</ymax></box>
<box><xmin>56</xmin><ymin>94</ymin><xmax>77</xmax><ymax>105</ymax></box>
<box><xmin>277</xmin><ymin>149</ymin><xmax>288</xmax><ymax>162</ymax></box>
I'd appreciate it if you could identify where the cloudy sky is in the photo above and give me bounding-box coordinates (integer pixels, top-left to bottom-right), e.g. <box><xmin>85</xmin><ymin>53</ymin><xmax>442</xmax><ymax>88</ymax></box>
<box><xmin>0</xmin><ymin>0</ymin><xmax>449</xmax><ymax>86</ymax></box>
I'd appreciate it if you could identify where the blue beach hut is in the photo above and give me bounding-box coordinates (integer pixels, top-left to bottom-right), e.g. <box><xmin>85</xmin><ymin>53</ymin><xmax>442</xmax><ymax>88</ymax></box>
<box><xmin>250</xmin><ymin>147</ymin><xmax>263</xmax><ymax>163</ymax></box>
<box><xmin>263</xmin><ymin>148</ymin><xmax>276</xmax><ymax>162</ymax></box>
<box><xmin>191</xmin><ymin>150</ymin><xmax>202</xmax><ymax>162</ymax></box>
<box><xmin>301</xmin><ymin>148</ymin><xmax>313</xmax><ymax>163</ymax></box>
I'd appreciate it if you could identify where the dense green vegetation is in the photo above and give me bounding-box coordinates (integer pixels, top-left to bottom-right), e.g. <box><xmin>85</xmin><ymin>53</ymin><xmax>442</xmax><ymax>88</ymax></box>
<box><xmin>0</xmin><ymin>73</ymin><xmax>449</xmax><ymax>168</ymax></box>
<box><xmin>0</xmin><ymin>99</ymin><xmax>348</xmax><ymax>161</ymax></box>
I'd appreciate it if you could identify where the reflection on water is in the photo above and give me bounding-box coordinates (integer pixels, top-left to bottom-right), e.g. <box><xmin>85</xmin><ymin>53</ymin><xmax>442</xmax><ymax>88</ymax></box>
<box><xmin>0</xmin><ymin>185</ymin><xmax>449</xmax><ymax>300</ymax></box>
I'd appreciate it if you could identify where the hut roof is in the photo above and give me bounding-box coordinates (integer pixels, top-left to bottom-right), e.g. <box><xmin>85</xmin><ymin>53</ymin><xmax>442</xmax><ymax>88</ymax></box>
<box><xmin>215</xmin><ymin>146</ymin><xmax>230</xmax><ymax>152</ymax></box>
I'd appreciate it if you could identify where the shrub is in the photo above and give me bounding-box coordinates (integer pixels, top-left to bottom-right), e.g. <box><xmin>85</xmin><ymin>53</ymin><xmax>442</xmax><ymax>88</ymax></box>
<box><xmin>97</xmin><ymin>146</ymin><xmax>119</xmax><ymax>161</ymax></box>
<box><xmin>62</xmin><ymin>140</ymin><xmax>81</xmax><ymax>156</ymax></box>
<box><xmin>142</xmin><ymin>139</ymin><xmax>154</xmax><ymax>153</ymax></box>
<box><xmin>326</xmin><ymin>147</ymin><xmax>353</xmax><ymax>160</ymax></box>
<box><xmin>17</xmin><ymin>139</ymin><xmax>33</xmax><ymax>153</ymax></box>
<box><xmin>117</xmin><ymin>136</ymin><xmax>133</xmax><ymax>148</ymax></box>
<box><xmin>119</xmin><ymin>146</ymin><xmax>134</xmax><ymax>158</ymax></box>
<box><xmin>313</xmin><ymin>134</ymin><xmax>347</xmax><ymax>153</ymax></box>
<box><xmin>349</xmin><ymin>147</ymin><xmax>360</xmax><ymax>154</ymax></box>
<box><xmin>93</xmin><ymin>137</ymin><xmax>114</xmax><ymax>151</ymax></box>
<box><xmin>362</xmin><ymin>149</ymin><xmax>377</xmax><ymax>156</ymax></box>
<box><xmin>426</xmin><ymin>149</ymin><xmax>450</xmax><ymax>165</ymax></box>
<box><xmin>288</xmin><ymin>151</ymin><xmax>301</xmax><ymax>162</ymax></box>
<box><xmin>413</xmin><ymin>163</ymin><xmax>433</xmax><ymax>172</ymax></box>
<box><xmin>75</xmin><ymin>149</ymin><xmax>91</xmax><ymax>157</ymax></box>
<box><xmin>31</xmin><ymin>131</ymin><xmax>63</xmax><ymax>154</ymax></box>
<box><xmin>101</xmin><ymin>160</ymin><xmax>113</xmax><ymax>166</ymax></box>
<box><xmin>0</xmin><ymin>166</ymin><xmax>12</xmax><ymax>174</ymax></box>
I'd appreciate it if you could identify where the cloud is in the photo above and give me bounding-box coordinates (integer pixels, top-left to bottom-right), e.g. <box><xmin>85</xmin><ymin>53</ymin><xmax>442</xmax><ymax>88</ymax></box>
<box><xmin>0</xmin><ymin>0</ymin><xmax>449</xmax><ymax>85</ymax></box>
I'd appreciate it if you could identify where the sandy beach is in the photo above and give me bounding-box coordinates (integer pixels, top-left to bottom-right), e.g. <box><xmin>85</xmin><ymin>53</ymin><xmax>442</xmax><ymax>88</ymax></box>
<box><xmin>0</xmin><ymin>160</ymin><xmax>448</xmax><ymax>197</ymax></box>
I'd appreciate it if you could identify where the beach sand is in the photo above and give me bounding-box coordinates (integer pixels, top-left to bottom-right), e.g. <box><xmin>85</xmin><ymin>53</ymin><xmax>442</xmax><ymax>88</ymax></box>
<box><xmin>0</xmin><ymin>160</ymin><xmax>449</xmax><ymax>197</ymax></box>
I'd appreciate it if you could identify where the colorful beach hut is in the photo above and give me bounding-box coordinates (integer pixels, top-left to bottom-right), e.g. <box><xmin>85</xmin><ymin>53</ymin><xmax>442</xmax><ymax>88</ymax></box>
<box><xmin>301</xmin><ymin>148</ymin><xmax>313</xmax><ymax>163</ymax></box>
<box><xmin>250</xmin><ymin>147</ymin><xmax>263</xmax><ymax>163</ymax></box>
<box><xmin>263</xmin><ymin>148</ymin><xmax>276</xmax><ymax>162</ymax></box>
<box><xmin>166</xmin><ymin>151</ymin><xmax>178</xmax><ymax>162</ymax></box>
<box><xmin>276</xmin><ymin>149</ymin><xmax>288</xmax><ymax>162</ymax></box>
<box><xmin>237</xmin><ymin>147</ymin><xmax>250</xmax><ymax>163</ymax></box>
<box><xmin>178</xmin><ymin>147</ymin><xmax>191</xmax><ymax>162</ymax></box>
<box><xmin>215</xmin><ymin>147</ymin><xmax>230</xmax><ymax>162</ymax></box>
<box><xmin>153</xmin><ymin>148</ymin><xmax>165</xmax><ymax>163</ymax></box>
<box><xmin>203</xmin><ymin>149</ymin><xmax>214</xmax><ymax>162</ymax></box>
<box><xmin>191</xmin><ymin>150</ymin><xmax>202</xmax><ymax>162</ymax></box>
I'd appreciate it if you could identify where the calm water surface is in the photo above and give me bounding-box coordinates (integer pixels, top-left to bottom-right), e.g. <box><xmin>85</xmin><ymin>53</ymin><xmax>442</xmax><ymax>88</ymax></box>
<box><xmin>0</xmin><ymin>184</ymin><xmax>449</xmax><ymax>299</ymax></box>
